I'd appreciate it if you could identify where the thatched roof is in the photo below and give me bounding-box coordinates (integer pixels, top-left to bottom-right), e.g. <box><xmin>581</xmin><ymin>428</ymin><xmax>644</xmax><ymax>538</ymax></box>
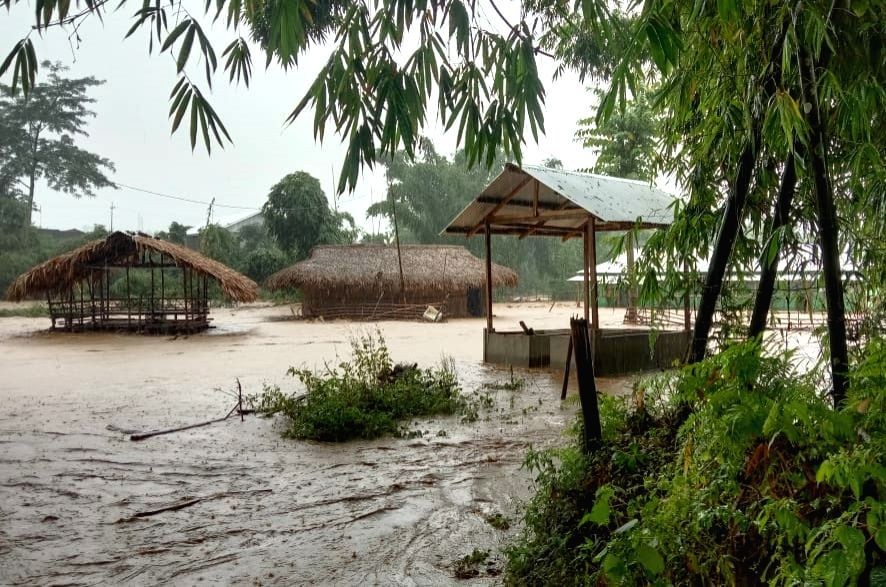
<box><xmin>266</xmin><ymin>244</ymin><xmax>518</xmax><ymax>292</ymax></box>
<box><xmin>6</xmin><ymin>231</ymin><xmax>259</xmax><ymax>302</ymax></box>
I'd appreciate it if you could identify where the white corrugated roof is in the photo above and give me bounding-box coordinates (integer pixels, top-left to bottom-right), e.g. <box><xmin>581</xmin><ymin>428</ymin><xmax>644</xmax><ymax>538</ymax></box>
<box><xmin>444</xmin><ymin>163</ymin><xmax>678</xmax><ymax>238</ymax></box>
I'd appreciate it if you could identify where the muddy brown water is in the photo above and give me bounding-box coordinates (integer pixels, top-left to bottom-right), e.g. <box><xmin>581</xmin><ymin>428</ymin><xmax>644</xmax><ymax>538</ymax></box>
<box><xmin>0</xmin><ymin>303</ymin><xmax>641</xmax><ymax>586</ymax></box>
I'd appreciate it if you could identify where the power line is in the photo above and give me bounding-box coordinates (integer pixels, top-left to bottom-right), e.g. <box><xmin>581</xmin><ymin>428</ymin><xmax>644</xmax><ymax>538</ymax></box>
<box><xmin>12</xmin><ymin>152</ymin><xmax>371</xmax><ymax>214</ymax></box>
<box><xmin>112</xmin><ymin>180</ymin><xmax>369</xmax><ymax>213</ymax></box>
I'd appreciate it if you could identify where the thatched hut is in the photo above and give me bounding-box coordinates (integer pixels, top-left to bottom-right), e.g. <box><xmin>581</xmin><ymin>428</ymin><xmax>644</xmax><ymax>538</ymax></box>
<box><xmin>266</xmin><ymin>244</ymin><xmax>518</xmax><ymax>319</ymax></box>
<box><xmin>7</xmin><ymin>231</ymin><xmax>258</xmax><ymax>333</ymax></box>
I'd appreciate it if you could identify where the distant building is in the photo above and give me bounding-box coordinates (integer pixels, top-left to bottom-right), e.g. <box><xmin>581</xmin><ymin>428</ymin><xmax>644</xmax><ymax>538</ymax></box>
<box><xmin>185</xmin><ymin>211</ymin><xmax>264</xmax><ymax>246</ymax></box>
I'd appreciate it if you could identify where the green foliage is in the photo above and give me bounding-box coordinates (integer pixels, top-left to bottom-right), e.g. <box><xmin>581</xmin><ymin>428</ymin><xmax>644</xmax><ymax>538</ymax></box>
<box><xmin>0</xmin><ymin>303</ymin><xmax>48</xmax><ymax>317</ymax></box>
<box><xmin>242</xmin><ymin>246</ymin><xmax>289</xmax><ymax>283</ymax></box>
<box><xmin>0</xmin><ymin>224</ymin><xmax>108</xmax><ymax>294</ymax></box>
<box><xmin>484</xmin><ymin>512</ymin><xmax>511</xmax><ymax>531</ymax></box>
<box><xmin>155</xmin><ymin>221</ymin><xmax>191</xmax><ymax>244</ymax></box>
<box><xmin>506</xmin><ymin>339</ymin><xmax>886</xmax><ymax>585</ymax></box>
<box><xmin>453</xmin><ymin>548</ymin><xmax>491</xmax><ymax>579</ymax></box>
<box><xmin>576</xmin><ymin>87</ymin><xmax>659</xmax><ymax>181</ymax></box>
<box><xmin>251</xmin><ymin>331</ymin><xmax>467</xmax><ymax>441</ymax></box>
<box><xmin>262</xmin><ymin>171</ymin><xmax>355</xmax><ymax>258</ymax></box>
<box><xmin>198</xmin><ymin>223</ymin><xmax>239</xmax><ymax>268</ymax></box>
<box><xmin>0</xmin><ymin>61</ymin><xmax>115</xmax><ymax>227</ymax></box>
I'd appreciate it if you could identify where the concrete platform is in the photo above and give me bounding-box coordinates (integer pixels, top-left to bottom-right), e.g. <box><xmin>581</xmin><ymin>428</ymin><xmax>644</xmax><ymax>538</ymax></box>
<box><xmin>483</xmin><ymin>327</ymin><xmax>690</xmax><ymax>376</ymax></box>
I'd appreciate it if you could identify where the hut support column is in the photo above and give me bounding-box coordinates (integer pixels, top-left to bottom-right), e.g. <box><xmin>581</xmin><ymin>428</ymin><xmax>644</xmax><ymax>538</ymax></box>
<box><xmin>625</xmin><ymin>231</ymin><xmax>637</xmax><ymax>324</ymax></box>
<box><xmin>126</xmin><ymin>266</ymin><xmax>131</xmax><ymax>328</ymax></box>
<box><xmin>485</xmin><ymin>223</ymin><xmax>493</xmax><ymax>333</ymax></box>
<box><xmin>589</xmin><ymin>217</ymin><xmax>599</xmax><ymax>330</ymax></box>
<box><xmin>583</xmin><ymin>220</ymin><xmax>590</xmax><ymax>323</ymax></box>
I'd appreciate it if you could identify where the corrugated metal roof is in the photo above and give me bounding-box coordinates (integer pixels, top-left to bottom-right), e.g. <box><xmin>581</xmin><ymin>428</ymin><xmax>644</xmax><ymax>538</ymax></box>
<box><xmin>444</xmin><ymin>163</ymin><xmax>678</xmax><ymax>238</ymax></box>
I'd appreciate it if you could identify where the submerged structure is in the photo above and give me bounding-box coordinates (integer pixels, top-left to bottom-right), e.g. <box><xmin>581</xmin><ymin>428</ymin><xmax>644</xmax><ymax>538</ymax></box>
<box><xmin>445</xmin><ymin>163</ymin><xmax>687</xmax><ymax>376</ymax></box>
<box><xmin>6</xmin><ymin>231</ymin><xmax>259</xmax><ymax>333</ymax></box>
<box><xmin>266</xmin><ymin>244</ymin><xmax>518</xmax><ymax>320</ymax></box>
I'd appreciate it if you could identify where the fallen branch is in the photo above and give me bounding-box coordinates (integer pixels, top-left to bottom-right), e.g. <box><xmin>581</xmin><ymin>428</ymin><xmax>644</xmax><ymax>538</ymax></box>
<box><xmin>128</xmin><ymin>381</ymin><xmax>253</xmax><ymax>441</ymax></box>
<box><xmin>118</xmin><ymin>489</ymin><xmax>272</xmax><ymax>522</ymax></box>
<box><xmin>129</xmin><ymin>415</ymin><xmax>232</xmax><ymax>441</ymax></box>
<box><xmin>132</xmin><ymin>497</ymin><xmax>204</xmax><ymax>518</ymax></box>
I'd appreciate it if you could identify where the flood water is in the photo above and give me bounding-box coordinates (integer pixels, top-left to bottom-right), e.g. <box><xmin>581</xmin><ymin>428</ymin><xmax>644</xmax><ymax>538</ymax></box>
<box><xmin>0</xmin><ymin>302</ymin><xmax>641</xmax><ymax>585</ymax></box>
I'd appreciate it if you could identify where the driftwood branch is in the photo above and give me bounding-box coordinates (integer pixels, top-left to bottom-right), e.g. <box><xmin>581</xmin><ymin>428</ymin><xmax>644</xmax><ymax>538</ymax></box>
<box><xmin>127</xmin><ymin>381</ymin><xmax>253</xmax><ymax>441</ymax></box>
<box><xmin>118</xmin><ymin>489</ymin><xmax>273</xmax><ymax>522</ymax></box>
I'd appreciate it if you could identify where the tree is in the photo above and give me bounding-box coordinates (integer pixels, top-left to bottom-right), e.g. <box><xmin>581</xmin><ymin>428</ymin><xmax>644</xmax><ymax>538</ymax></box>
<box><xmin>0</xmin><ymin>61</ymin><xmax>115</xmax><ymax>226</ymax></box>
<box><xmin>262</xmin><ymin>171</ymin><xmax>355</xmax><ymax>258</ymax></box>
<box><xmin>576</xmin><ymin>89</ymin><xmax>658</xmax><ymax>181</ymax></box>
<box><xmin>156</xmin><ymin>221</ymin><xmax>191</xmax><ymax>244</ymax></box>
<box><xmin>198</xmin><ymin>223</ymin><xmax>239</xmax><ymax>267</ymax></box>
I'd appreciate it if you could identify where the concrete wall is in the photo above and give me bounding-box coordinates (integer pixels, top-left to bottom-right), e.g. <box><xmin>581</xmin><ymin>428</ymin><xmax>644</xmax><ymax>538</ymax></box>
<box><xmin>486</xmin><ymin>328</ymin><xmax>691</xmax><ymax>376</ymax></box>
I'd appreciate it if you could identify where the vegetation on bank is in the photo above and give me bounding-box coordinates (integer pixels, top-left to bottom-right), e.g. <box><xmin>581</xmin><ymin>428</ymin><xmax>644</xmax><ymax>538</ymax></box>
<box><xmin>0</xmin><ymin>304</ymin><xmax>48</xmax><ymax>318</ymax></box>
<box><xmin>251</xmin><ymin>332</ymin><xmax>469</xmax><ymax>441</ymax></box>
<box><xmin>505</xmin><ymin>340</ymin><xmax>886</xmax><ymax>585</ymax></box>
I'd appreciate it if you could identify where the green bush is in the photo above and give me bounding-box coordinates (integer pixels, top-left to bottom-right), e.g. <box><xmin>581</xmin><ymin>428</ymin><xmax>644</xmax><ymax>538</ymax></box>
<box><xmin>252</xmin><ymin>331</ymin><xmax>468</xmax><ymax>441</ymax></box>
<box><xmin>506</xmin><ymin>339</ymin><xmax>886</xmax><ymax>586</ymax></box>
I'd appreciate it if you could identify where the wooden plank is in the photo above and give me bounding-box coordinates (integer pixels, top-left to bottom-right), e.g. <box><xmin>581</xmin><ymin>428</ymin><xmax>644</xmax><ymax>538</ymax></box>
<box><xmin>467</xmin><ymin>175</ymin><xmax>533</xmax><ymax>236</ymax></box>
<box><xmin>560</xmin><ymin>336</ymin><xmax>573</xmax><ymax>400</ymax></box>
<box><xmin>570</xmin><ymin>317</ymin><xmax>602</xmax><ymax>452</ymax></box>
<box><xmin>488</xmin><ymin>208</ymin><xmax>589</xmax><ymax>224</ymax></box>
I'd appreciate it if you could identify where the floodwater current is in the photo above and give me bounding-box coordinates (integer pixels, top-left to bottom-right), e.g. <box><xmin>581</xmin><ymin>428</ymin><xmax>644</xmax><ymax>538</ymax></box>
<box><xmin>0</xmin><ymin>302</ymin><xmax>642</xmax><ymax>585</ymax></box>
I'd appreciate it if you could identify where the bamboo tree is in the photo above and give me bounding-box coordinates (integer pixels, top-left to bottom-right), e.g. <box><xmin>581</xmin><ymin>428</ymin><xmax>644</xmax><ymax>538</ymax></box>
<box><xmin>748</xmin><ymin>154</ymin><xmax>798</xmax><ymax>339</ymax></box>
<box><xmin>688</xmin><ymin>140</ymin><xmax>758</xmax><ymax>363</ymax></box>
<box><xmin>798</xmin><ymin>48</ymin><xmax>849</xmax><ymax>405</ymax></box>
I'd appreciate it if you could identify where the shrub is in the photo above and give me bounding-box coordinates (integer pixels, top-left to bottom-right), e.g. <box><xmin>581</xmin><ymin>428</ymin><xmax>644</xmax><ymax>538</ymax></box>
<box><xmin>506</xmin><ymin>338</ymin><xmax>886</xmax><ymax>586</ymax></box>
<box><xmin>252</xmin><ymin>331</ymin><xmax>468</xmax><ymax>441</ymax></box>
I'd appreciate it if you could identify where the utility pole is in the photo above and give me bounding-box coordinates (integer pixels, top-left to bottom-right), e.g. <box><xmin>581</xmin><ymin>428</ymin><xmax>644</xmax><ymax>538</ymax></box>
<box><xmin>388</xmin><ymin>180</ymin><xmax>406</xmax><ymax>303</ymax></box>
<box><xmin>205</xmin><ymin>197</ymin><xmax>215</xmax><ymax>227</ymax></box>
<box><xmin>331</xmin><ymin>165</ymin><xmax>338</xmax><ymax>212</ymax></box>
<box><xmin>110</xmin><ymin>202</ymin><xmax>115</xmax><ymax>231</ymax></box>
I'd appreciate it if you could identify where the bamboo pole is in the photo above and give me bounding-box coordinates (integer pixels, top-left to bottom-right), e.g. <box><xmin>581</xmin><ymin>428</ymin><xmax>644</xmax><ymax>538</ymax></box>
<box><xmin>749</xmin><ymin>154</ymin><xmax>798</xmax><ymax>338</ymax></box>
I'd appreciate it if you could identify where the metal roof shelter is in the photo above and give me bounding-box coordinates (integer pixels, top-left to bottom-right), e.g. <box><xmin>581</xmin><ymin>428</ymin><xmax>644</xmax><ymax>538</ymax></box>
<box><xmin>444</xmin><ymin>163</ymin><xmax>679</xmax><ymax>331</ymax></box>
<box><xmin>444</xmin><ymin>163</ymin><xmax>675</xmax><ymax>238</ymax></box>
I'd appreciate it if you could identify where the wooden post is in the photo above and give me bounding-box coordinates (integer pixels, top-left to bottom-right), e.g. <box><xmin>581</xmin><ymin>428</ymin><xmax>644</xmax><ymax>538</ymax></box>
<box><xmin>183</xmin><ymin>267</ymin><xmax>189</xmax><ymax>322</ymax></box>
<box><xmin>589</xmin><ymin>217</ymin><xmax>599</xmax><ymax>330</ymax></box>
<box><xmin>583</xmin><ymin>220</ymin><xmax>590</xmax><ymax>323</ymax></box>
<box><xmin>126</xmin><ymin>266</ymin><xmax>131</xmax><ymax>328</ymax></box>
<box><xmin>47</xmin><ymin>292</ymin><xmax>55</xmax><ymax>329</ymax></box>
<box><xmin>79</xmin><ymin>282</ymin><xmax>84</xmax><ymax>327</ymax></box>
<box><xmin>149</xmin><ymin>251</ymin><xmax>155</xmax><ymax>320</ymax></box>
<box><xmin>625</xmin><ymin>231</ymin><xmax>638</xmax><ymax>324</ymax></box>
<box><xmin>570</xmin><ymin>317</ymin><xmax>602</xmax><ymax>452</ymax></box>
<box><xmin>560</xmin><ymin>336</ymin><xmax>573</xmax><ymax>400</ymax></box>
<box><xmin>485</xmin><ymin>223</ymin><xmax>493</xmax><ymax>333</ymax></box>
<box><xmin>160</xmin><ymin>253</ymin><xmax>165</xmax><ymax>319</ymax></box>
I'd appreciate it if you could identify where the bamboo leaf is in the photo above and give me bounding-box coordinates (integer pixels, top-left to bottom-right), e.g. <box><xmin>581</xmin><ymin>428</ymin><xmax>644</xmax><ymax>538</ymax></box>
<box><xmin>161</xmin><ymin>19</ymin><xmax>190</xmax><ymax>52</ymax></box>
<box><xmin>177</xmin><ymin>24</ymin><xmax>196</xmax><ymax>72</ymax></box>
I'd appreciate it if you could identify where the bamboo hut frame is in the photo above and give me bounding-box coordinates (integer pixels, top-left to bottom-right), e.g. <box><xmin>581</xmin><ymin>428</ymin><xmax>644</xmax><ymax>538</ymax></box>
<box><xmin>7</xmin><ymin>232</ymin><xmax>258</xmax><ymax>333</ymax></box>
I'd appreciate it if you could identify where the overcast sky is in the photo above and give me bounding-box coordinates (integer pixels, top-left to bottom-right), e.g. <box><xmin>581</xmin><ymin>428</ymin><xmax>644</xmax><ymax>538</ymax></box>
<box><xmin>2</xmin><ymin>2</ymin><xmax>600</xmax><ymax>235</ymax></box>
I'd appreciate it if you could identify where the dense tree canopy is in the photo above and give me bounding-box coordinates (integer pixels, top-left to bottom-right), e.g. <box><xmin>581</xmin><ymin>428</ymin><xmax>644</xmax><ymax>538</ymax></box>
<box><xmin>262</xmin><ymin>171</ymin><xmax>356</xmax><ymax>258</ymax></box>
<box><xmin>0</xmin><ymin>61</ymin><xmax>115</xmax><ymax>226</ymax></box>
